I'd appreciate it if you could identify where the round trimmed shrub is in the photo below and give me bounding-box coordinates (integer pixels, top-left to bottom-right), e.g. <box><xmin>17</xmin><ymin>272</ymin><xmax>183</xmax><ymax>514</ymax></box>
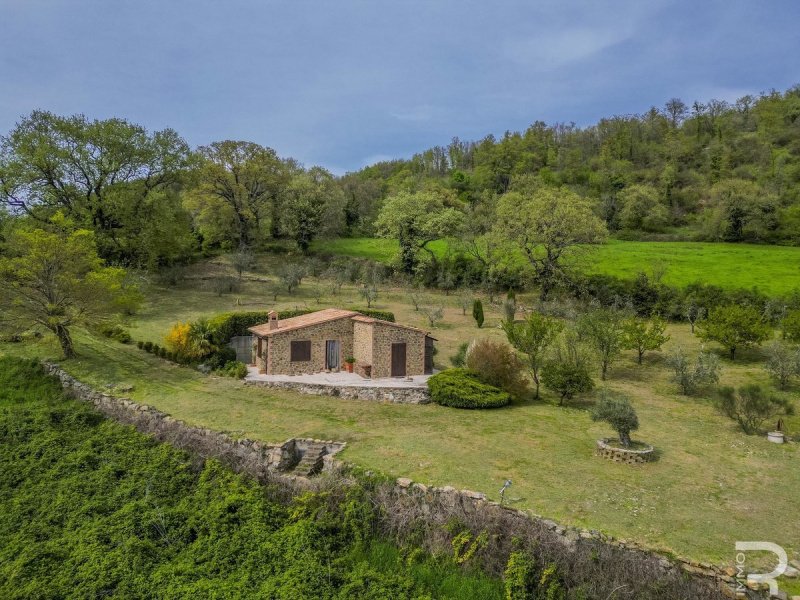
<box><xmin>428</xmin><ymin>369</ymin><xmax>510</xmax><ymax>409</ymax></box>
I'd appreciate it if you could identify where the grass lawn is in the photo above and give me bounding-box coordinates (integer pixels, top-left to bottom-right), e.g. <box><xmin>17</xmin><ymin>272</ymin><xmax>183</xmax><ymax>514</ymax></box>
<box><xmin>3</xmin><ymin>255</ymin><xmax>799</xmax><ymax>573</ymax></box>
<box><xmin>312</xmin><ymin>237</ymin><xmax>800</xmax><ymax>296</ymax></box>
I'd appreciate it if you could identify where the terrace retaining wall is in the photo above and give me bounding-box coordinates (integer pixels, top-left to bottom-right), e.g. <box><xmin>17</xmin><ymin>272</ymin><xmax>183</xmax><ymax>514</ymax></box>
<box><xmin>244</xmin><ymin>378</ymin><xmax>430</xmax><ymax>404</ymax></box>
<box><xmin>42</xmin><ymin>362</ymin><xmax>764</xmax><ymax>599</ymax></box>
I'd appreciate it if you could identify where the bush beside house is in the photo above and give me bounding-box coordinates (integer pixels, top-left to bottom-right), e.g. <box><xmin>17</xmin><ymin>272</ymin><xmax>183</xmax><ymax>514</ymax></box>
<box><xmin>428</xmin><ymin>369</ymin><xmax>511</xmax><ymax>409</ymax></box>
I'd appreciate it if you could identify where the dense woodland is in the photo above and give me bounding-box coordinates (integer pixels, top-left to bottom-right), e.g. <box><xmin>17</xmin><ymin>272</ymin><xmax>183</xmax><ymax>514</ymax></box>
<box><xmin>2</xmin><ymin>88</ymin><xmax>800</xmax><ymax>354</ymax></box>
<box><xmin>1</xmin><ymin>87</ymin><xmax>799</xmax><ymax>268</ymax></box>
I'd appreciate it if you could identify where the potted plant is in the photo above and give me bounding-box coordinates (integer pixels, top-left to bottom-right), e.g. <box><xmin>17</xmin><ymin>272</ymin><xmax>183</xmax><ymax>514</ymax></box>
<box><xmin>344</xmin><ymin>356</ymin><xmax>356</xmax><ymax>373</ymax></box>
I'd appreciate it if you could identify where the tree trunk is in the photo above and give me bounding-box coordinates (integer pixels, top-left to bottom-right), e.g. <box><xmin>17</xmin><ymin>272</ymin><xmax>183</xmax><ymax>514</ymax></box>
<box><xmin>730</xmin><ymin>347</ymin><xmax>736</xmax><ymax>360</ymax></box>
<box><xmin>532</xmin><ymin>371</ymin><xmax>540</xmax><ymax>399</ymax></box>
<box><xmin>619</xmin><ymin>430</ymin><xmax>632</xmax><ymax>448</ymax></box>
<box><xmin>637</xmin><ymin>349</ymin><xmax>644</xmax><ymax>365</ymax></box>
<box><xmin>54</xmin><ymin>324</ymin><xmax>75</xmax><ymax>359</ymax></box>
<box><xmin>539</xmin><ymin>279</ymin><xmax>552</xmax><ymax>302</ymax></box>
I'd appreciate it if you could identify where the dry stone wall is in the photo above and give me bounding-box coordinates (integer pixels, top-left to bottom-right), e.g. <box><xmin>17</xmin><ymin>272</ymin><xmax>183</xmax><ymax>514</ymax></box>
<box><xmin>42</xmin><ymin>362</ymin><xmax>344</xmax><ymax>486</ymax></box>
<box><xmin>244</xmin><ymin>378</ymin><xmax>430</xmax><ymax>404</ymax></box>
<box><xmin>41</xmin><ymin>362</ymin><xmax>762</xmax><ymax>600</ymax></box>
<box><xmin>596</xmin><ymin>439</ymin><xmax>655</xmax><ymax>464</ymax></box>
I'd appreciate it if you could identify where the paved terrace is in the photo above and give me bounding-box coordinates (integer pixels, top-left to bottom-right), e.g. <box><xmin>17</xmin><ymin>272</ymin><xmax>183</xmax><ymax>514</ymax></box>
<box><xmin>245</xmin><ymin>367</ymin><xmax>432</xmax><ymax>388</ymax></box>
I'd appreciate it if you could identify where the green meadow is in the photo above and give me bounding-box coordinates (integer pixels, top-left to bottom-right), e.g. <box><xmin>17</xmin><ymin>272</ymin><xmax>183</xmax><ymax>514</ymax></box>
<box><xmin>312</xmin><ymin>238</ymin><xmax>800</xmax><ymax>296</ymax></box>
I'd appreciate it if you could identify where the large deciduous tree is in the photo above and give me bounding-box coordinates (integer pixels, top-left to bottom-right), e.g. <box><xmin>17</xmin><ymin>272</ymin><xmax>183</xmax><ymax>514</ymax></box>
<box><xmin>282</xmin><ymin>167</ymin><xmax>346</xmax><ymax>252</ymax></box>
<box><xmin>618</xmin><ymin>184</ymin><xmax>670</xmax><ymax>232</ymax></box>
<box><xmin>374</xmin><ymin>190</ymin><xmax>465</xmax><ymax>274</ymax></box>
<box><xmin>0</xmin><ymin>224</ymin><xmax>141</xmax><ymax>358</ymax></box>
<box><xmin>704</xmin><ymin>179</ymin><xmax>778</xmax><ymax>242</ymax></box>
<box><xmin>493</xmin><ymin>188</ymin><xmax>607</xmax><ymax>300</ymax></box>
<box><xmin>185</xmin><ymin>141</ymin><xmax>293</xmax><ymax>250</ymax></box>
<box><xmin>0</xmin><ymin>111</ymin><xmax>192</xmax><ymax>267</ymax></box>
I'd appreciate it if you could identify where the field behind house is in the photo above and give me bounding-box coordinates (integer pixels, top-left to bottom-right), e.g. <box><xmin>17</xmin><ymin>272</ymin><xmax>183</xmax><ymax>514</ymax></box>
<box><xmin>3</xmin><ymin>253</ymin><xmax>799</xmax><ymax>574</ymax></box>
<box><xmin>312</xmin><ymin>237</ymin><xmax>800</xmax><ymax>296</ymax></box>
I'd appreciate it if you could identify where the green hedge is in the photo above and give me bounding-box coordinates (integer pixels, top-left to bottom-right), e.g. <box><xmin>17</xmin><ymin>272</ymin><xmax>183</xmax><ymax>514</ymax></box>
<box><xmin>207</xmin><ymin>308</ymin><xmax>395</xmax><ymax>344</ymax></box>
<box><xmin>206</xmin><ymin>309</ymin><xmax>314</xmax><ymax>345</ymax></box>
<box><xmin>346</xmin><ymin>308</ymin><xmax>395</xmax><ymax>322</ymax></box>
<box><xmin>428</xmin><ymin>369</ymin><xmax>511</xmax><ymax>409</ymax></box>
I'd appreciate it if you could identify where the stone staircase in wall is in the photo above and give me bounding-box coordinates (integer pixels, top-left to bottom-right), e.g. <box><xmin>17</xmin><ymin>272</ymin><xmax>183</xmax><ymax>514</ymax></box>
<box><xmin>292</xmin><ymin>442</ymin><xmax>329</xmax><ymax>477</ymax></box>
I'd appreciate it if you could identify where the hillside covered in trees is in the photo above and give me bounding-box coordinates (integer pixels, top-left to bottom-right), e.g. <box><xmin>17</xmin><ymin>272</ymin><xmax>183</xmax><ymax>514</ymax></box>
<box><xmin>1</xmin><ymin>87</ymin><xmax>798</xmax><ymax>272</ymax></box>
<box><xmin>347</xmin><ymin>86</ymin><xmax>800</xmax><ymax>243</ymax></box>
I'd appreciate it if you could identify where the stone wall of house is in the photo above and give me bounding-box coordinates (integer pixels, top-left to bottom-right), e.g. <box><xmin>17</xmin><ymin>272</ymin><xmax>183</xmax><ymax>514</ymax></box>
<box><xmin>352</xmin><ymin>321</ymin><xmax>373</xmax><ymax>369</ymax></box>
<box><xmin>370</xmin><ymin>321</ymin><xmax>426</xmax><ymax>378</ymax></box>
<box><xmin>245</xmin><ymin>378</ymin><xmax>431</xmax><ymax>404</ymax></box>
<box><xmin>267</xmin><ymin>318</ymin><xmax>355</xmax><ymax>375</ymax></box>
<box><xmin>253</xmin><ymin>336</ymin><xmax>266</xmax><ymax>372</ymax></box>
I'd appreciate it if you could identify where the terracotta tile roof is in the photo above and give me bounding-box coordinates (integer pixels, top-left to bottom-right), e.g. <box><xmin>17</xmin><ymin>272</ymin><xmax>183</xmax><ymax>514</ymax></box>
<box><xmin>351</xmin><ymin>315</ymin><xmax>376</xmax><ymax>323</ymax></box>
<box><xmin>248</xmin><ymin>308</ymin><xmax>434</xmax><ymax>337</ymax></box>
<box><xmin>248</xmin><ymin>308</ymin><xmax>359</xmax><ymax>336</ymax></box>
<box><xmin>370</xmin><ymin>319</ymin><xmax>430</xmax><ymax>335</ymax></box>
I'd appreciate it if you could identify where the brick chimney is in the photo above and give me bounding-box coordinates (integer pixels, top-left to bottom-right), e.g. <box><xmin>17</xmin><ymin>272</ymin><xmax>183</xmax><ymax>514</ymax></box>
<box><xmin>268</xmin><ymin>310</ymin><xmax>279</xmax><ymax>330</ymax></box>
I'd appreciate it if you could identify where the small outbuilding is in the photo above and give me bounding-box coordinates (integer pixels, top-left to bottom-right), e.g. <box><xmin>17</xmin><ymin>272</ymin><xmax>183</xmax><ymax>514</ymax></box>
<box><xmin>248</xmin><ymin>308</ymin><xmax>435</xmax><ymax>378</ymax></box>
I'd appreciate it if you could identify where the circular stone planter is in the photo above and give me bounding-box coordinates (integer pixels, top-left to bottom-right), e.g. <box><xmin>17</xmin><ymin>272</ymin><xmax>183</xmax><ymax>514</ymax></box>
<box><xmin>596</xmin><ymin>438</ymin><xmax>654</xmax><ymax>464</ymax></box>
<box><xmin>767</xmin><ymin>431</ymin><xmax>785</xmax><ymax>444</ymax></box>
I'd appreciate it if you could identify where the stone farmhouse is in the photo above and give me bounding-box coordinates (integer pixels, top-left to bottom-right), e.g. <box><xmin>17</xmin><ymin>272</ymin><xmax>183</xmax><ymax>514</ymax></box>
<box><xmin>248</xmin><ymin>309</ymin><xmax>435</xmax><ymax>378</ymax></box>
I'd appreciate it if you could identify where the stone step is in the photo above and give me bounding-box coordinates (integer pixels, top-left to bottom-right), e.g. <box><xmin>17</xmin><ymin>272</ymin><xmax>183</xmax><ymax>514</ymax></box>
<box><xmin>293</xmin><ymin>445</ymin><xmax>328</xmax><ymax>477</ymax></box>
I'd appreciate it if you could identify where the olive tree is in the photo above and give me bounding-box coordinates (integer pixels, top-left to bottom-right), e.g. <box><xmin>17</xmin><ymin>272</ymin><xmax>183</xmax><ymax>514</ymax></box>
<box><xmin>665</xmin><ymin>347</ymin><xmax>721</xmax><ymax>395</ymax></box>
<box><xmin>716</xmin><ymin>384</ymin><xmax>794</xmax><ymax>435</ymax></box>
<box><xmin>591</xmin><ymin>392</ymin><xmax>639</xmax><ymax>448</ymax></box>
<box><xmin>764</xmin><ymin>340</ymin><xmax>800</xmax><ymax>389</ymax></box>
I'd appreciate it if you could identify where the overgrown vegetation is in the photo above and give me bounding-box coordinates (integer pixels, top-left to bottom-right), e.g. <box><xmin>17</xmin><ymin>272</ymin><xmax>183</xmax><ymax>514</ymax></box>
<box><xmin>716</xmin><ymin>384</ymin><xmax>795</xmax><ymax>434</ymax></box>
<box><xmin>0</xmin><ymin>357</ymin><xmax>503</xmax><ymax>599</ymax></box>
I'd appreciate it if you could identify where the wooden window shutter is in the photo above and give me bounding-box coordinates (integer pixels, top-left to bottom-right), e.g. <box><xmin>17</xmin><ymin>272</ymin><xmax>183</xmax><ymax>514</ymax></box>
<box><xmin>290</xmin><ymin>340</ymin><xmax>311</xmax><ymax>362</ymax></box>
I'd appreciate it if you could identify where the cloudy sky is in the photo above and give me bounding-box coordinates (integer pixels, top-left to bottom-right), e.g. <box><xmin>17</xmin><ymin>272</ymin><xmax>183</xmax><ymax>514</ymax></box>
<box><xmin>2</xmin><ymin>0</ymin><xmax>799</xmax><ymax>173</ymax></box>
